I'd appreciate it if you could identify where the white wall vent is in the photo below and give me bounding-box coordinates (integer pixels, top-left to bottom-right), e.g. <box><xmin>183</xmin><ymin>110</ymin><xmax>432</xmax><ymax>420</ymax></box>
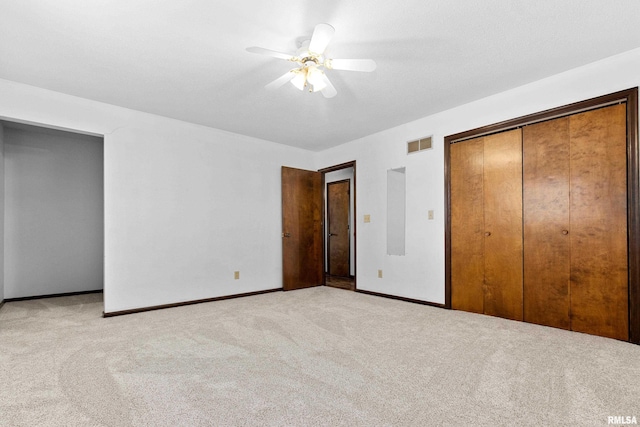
<box><xmin>407</xmin><ymin>136</ymin><xmax>433</xmax><ymax>154</ymax></box>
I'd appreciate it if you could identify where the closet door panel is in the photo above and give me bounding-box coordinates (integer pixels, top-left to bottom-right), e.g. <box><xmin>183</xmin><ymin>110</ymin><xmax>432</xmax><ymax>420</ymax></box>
<box><xmin>450</xmin><ymin>138</ymin><xmax>485</xmax><ymax>313</ymax></box>
<box><xmin>569</xmin><ymin>104</ymin><xmax>628</xmax><ymax>341</ymax></box>
<box><xmin>483</xmin><ymin>129</ymin><xmax>523</xmax><ymax>321</ymax></box>
<box><xmin>523</xmin><ymin>118</ymin><xmax>571</xmax><ymax>329</ymax></box>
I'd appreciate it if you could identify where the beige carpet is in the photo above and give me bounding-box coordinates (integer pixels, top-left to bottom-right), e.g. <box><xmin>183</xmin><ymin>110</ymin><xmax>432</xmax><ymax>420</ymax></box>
<box><xmin>0</xmin><ymin>287</ymin><xmax>639</xmax><ymax>426</ymax></box>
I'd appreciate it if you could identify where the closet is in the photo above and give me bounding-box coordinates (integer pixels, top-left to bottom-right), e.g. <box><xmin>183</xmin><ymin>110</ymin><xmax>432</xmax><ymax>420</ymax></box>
<box><xmin>448</xmin><ymin>97</ymin><xmax>632</xmax><ymax>342</ymax></box>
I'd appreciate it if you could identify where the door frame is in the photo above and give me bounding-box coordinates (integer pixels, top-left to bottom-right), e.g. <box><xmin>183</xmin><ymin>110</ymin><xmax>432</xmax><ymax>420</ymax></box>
<box><xmin>326</xmin><ymin>178</ymin><xmax>351</xmax><ymax>277</ymax></box>
<box><xmin>319</xmin><ymin>161</ymin><xmax>357</xmax><ymax>290</ymax></box>
<box><xmin>444</xmin><ymin>87</ymin><xmax>640</xmax><ymax>344</ymax></box>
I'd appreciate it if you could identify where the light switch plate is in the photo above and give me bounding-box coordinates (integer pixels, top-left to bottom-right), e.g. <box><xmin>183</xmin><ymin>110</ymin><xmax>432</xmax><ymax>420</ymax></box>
<box><xmin>428</xmin><ymin>210</ymin><xmax>434</xmax><ymax>220</ymax></box>
<box><xmin>364</xmin><ymin>214</ymin><xmax>371</xmax><ymax>223</ymax></box>
<box><xmin>378</xmin><ymin>269</ymin><xmax>383</xmax><ymax>278</ymax></box>
<box><xmin>234</xmin><ymin>271</ymin><xmax>240</xmax><ymax>280</ymax></box>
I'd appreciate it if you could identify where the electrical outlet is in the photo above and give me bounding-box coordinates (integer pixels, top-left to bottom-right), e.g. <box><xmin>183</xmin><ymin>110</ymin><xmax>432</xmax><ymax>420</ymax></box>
<box><xmin>378</xmin><ymin>269</ymin><xmax>383</xmax><ymax>278</ymax></box>
<box><xmin>234</xmin><ymin>271</ymin><xmax>240</xmax><ymax>280</ymax></box>
<box><xmin>428</xmin><ymin>210</ymin><xmax>434</xmax><ymax>220</ymax></box>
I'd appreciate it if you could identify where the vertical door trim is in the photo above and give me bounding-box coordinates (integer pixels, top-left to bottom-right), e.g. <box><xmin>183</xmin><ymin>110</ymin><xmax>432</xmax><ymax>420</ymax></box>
<box><xmin>627</xmin><ymin>90</ymin><xmax>640</xmax><ymax>344</ymax></box>
<box><xmin>444</xmin><ymin>87</ymin><xmax>640</xmax><ymax>344</ymax></box>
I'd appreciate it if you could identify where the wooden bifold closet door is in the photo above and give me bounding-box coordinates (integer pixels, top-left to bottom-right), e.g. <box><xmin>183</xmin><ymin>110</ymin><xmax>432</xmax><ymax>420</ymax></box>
<box><xmin>523</xmin><ymin>104</ymin><xmax>628</xmax><ymax>340</ymax></box>
<box><xmin>451</xmin><ymin>129</ymin><xmax>523</xmax><ymax>321</ymax></box>
<box><xmin>451</xmin><ymin>103</ymin><xmax>629</xmax><ymax>341</ymax></box>
<box><xmin>522</xmin><ymin>117</ymin><xmax>571</xmax><ymax>330</ymax></box>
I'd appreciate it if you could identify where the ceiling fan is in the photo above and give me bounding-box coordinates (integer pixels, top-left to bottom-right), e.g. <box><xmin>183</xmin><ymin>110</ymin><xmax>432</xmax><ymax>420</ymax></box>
<box><xmin>246</xmin><ymin>23</ymin><xmax>377</xmax><ymax>98</ymax></box>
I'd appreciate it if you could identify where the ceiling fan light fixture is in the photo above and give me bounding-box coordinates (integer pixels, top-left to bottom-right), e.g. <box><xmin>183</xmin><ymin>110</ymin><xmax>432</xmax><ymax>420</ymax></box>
<box><xmin>307</xmin><ymin>67</ymin><xmax>326</xmax><ymax>92</ymax></box>
<box><xmin>290</xmin><ymin>71</ymin><xmax>307</xmax><ymax>91</ymax></box>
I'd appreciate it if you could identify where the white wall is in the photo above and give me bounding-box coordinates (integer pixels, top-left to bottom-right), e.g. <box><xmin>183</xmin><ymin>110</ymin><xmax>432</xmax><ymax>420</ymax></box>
<box><xmin>316</xmin><ymin>47</ymin><xmax>640</xmax><ymax>305</ymax></box>
<box><xmin>324</xmin><ymin>168</ymin><xmax>355</xmax><ymax>276</ymax></box>
<box><xmin>3</xmin><ymin>125</ymin><xmax>103</xmax><ymax>299</ymax></box>
<box><xmin>0</xmin><ymin>79</ymin><xmax>314</xmax><ymax>313</ymax></box>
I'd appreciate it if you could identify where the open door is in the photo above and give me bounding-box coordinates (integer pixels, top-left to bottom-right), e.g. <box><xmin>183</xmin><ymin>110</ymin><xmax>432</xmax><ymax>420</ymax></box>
<box><xmin>281</xmin><ymin>166</ymin><xmax>323</xmax><ymax>291</ymax></box>
<box><xmin>327</xmin><ymin>179</ymin><xmax>350</xmax><ymax>276</ymax></box>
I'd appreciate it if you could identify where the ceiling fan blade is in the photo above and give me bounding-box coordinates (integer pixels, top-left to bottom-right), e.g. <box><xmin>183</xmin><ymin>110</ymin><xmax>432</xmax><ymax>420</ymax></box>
<box><xmin>327</xmin><ymin>58</ymin><xmax>377</xmax><ymax>72</ymax></box>
<box><xmin>265</xmin><ymin>70</ymin><xmax>297</xmax><ymax>90</ymax></box>
<box><xmin>246</xmin><ymin>46</ymin><xmax>295</xmax><ymax>61</ymax></box>
<box><xmin>308</xmin><ymin>23</ymin><xmax>335</xmax><ymax>55</ymax></box>
<box><xmin>320</xmin><ymin>74</ymin><xmax>337</xmax><ymax>98</ymax></box>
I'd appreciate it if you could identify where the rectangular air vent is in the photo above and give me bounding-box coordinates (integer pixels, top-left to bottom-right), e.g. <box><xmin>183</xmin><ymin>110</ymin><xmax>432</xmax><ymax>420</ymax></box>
<box><xmin>407</xmin><ymin>136</ymin><xmax>433</xmax><ymax>154</ymax></box>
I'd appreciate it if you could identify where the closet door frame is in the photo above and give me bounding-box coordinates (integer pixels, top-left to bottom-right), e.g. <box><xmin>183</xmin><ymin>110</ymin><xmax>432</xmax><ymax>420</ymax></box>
<box><xmin>444</xmin><ymin>87</ymin><xmax>640</xmax><ymax>344</ymax></box>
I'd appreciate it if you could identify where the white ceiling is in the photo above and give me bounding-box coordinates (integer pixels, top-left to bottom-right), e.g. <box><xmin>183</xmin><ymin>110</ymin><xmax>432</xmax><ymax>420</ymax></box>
<box><xmin>1</xmin><ymin>1</ymin><xmax>640</xmax><ymax>151</ymax></box>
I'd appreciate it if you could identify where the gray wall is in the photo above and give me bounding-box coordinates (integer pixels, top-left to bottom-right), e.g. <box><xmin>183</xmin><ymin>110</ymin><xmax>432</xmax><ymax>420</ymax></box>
<box><xmin>3</xmin><ymin>124</ymin><xmax>103</xmax><ymax>299</ymax></box>
<box><xmin>0</xmin><ymin>123</ymin><xmax>4</xmax><ymax>303</ymax></box>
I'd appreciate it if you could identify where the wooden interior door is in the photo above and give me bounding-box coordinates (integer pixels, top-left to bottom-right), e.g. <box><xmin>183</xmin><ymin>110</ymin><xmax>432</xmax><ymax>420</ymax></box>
<box><xmin>450</xmin><ymin>137</ymin><xmax>485</xmax><ymax>314</ymax></box>
<box><xmin>523</xmin><ymin>117</ymin><xmax>571</xmax><ymax>329</ymax></box>
<box><xmin>281</xmin><ymin>166</ymin><xmax>324</xmax><ymax>291</ymax></box>
<box><xmin>482</xmin><ymin>129</ymin><xmax>523</xmax><ymax>321</ymax></box>
<box><xmin>569</xmin><ymin>104</ymin><xmax>629</xmax><ymax>340</ymax></box>
<box><xmin>327</xmin><ymin>180</ymin><xmax>350</xmax><ymax>277</ymax></box>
